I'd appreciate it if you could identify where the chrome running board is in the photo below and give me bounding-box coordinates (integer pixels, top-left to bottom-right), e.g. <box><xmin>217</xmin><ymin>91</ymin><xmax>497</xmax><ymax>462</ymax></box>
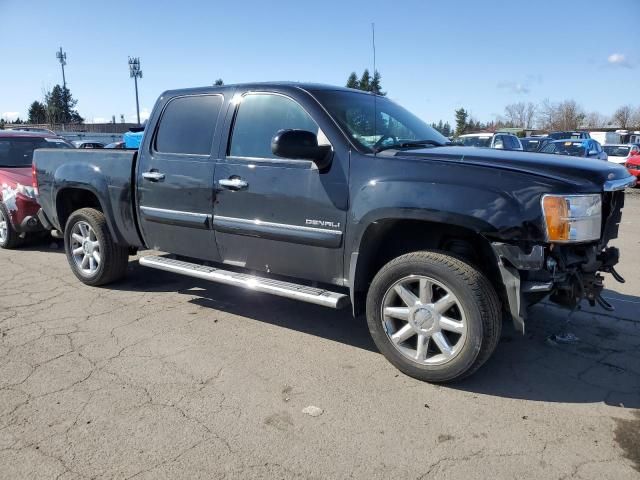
<box><xmin>139</xmin><ymin>255</ymin><xmax>350</xmax><ymax>309</ymax></box>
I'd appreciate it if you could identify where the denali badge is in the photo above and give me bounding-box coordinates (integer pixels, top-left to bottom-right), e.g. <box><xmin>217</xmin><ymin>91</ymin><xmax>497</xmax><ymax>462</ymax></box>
<box><xmin>306</xmin><ymin>219</ymin><xmax>341</xmax><ymax>229</ymax></box>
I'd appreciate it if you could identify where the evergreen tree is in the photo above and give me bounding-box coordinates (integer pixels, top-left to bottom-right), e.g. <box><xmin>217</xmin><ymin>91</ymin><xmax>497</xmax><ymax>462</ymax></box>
<box><xmin>442</xmin><ymin>121</ymin><xmax>452</xmax><ymax>137</ymax></box>
<box><xmin>359</xmin><ymin>69</ymin><xmax>371</xmax><ymax>92</ymax></box>
<box><xmin>370</xmin><ymin>70</ymin><xmax>386</xmax><ymax>96</ymax></box>
<box><xmin>454</xmin><ymin>108</ymin><xmax>468</xmax><ymax>136</ymax></box>
<box><xmin>346</xmin><ymin>72</ymin><xmax>359</xmax><ymax>89</ymax></box>
<box><xmin>28</xmin><ymin>101</ymin><xmax>47</xmax><ymax>124</ymax></box>
<box><xmin>45</xmin><ymin>85</ymin><xmax>83</xmax><ymax>124</ymax></box>
<box><xmin>214</xmin><ymin>79</ymin><xmax>224</xmax><ymax>86</ymax></box>
<box><xmin>0</xmin><ymin>119</ymin><xmax>5</xmax><ymax>129</ymax></box>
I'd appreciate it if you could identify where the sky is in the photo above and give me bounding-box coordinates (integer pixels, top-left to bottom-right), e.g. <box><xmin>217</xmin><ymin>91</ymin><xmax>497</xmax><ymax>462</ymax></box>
<box><xmin>0</xmin><ymin>0</ymin><xmax>638</xmax><ymax>126</ymax></box>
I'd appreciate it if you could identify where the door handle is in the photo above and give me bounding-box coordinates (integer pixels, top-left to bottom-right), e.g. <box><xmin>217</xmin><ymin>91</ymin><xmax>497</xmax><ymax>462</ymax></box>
<box><xmin>218</xmin><ymin>177</ymin><xmax>248</xmax><ymax>191</ymax></box>
<box><xmin>142</xmin><ymin>171</ymin><xmax>165</xmax><ymax>182</ymax></box>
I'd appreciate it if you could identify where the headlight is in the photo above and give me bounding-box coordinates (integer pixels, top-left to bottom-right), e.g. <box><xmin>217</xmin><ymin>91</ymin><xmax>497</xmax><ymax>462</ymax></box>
<box><xmin>541</xmin><ymin>194</ymin><xmax>601</xmax><ymax>243</ymax></box>
<box><xmin>15</xmin><ymin>183</ymin><xmax>37</xmax><ymax>199</ymax></box>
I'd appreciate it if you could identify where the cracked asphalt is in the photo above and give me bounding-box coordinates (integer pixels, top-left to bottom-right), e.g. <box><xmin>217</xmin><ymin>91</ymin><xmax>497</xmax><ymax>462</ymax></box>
<box><xmin>1</xmin><ymin>193</ymin><xmax>639</xmax><ymax>479</ymax></box>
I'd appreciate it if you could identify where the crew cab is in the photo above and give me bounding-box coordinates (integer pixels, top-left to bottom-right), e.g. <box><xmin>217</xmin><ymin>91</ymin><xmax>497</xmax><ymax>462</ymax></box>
<box><xmin>33</xmin><ymin>83</ymin><xmax>636</xmax><ymax>382</ymax></box>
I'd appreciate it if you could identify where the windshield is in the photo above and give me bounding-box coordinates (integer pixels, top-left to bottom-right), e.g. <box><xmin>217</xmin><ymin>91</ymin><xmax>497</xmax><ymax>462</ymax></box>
<box><xmin>311</xmin><ymin>90</ymin><xmax>448</xmax><ymax>152</ymax></box>
<box><xmin>520</xmin><ymin>139</ymin><xmax>542</xmax><ymax>152</ymax></box>
<box><xmin>458</xmin><ymin>136</ymin><xmax>492</xmax><ymax>147</ymax></box>
<box><xmin>541</xmin><ymin>141</ymin><xmax>586</xmax><ymax>157</ymax></box>
<box><xmin>603</xmin><ymin>146</ymin><xmax>630</xmax><ymax>157</ymax></box>
<box><xmin>0</xmin><ymin>137</ymin><xmax>72</xmax><ymax>167</ymax></box>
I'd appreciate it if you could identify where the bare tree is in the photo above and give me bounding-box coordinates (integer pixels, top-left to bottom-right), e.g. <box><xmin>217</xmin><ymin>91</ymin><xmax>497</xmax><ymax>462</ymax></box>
<box><xmin>503</xmin><ymin>102</ymin><xmax>537</xmax><ymax>129</ymax></box>
<box><xmin>537</xmin><ymin>99</ymin><xmax>585</xmax><ymax>131</ymax></box>
<box><xmin>633</xmin><ymin>107</ymin><xmax>640</xmax><ymax>129</ymax></box>
<box><xmin>584</xmin><ymin>111</ymin><xmax>608</xmax><ymax>128</ymax></box>
<box><xmin>612</xmin><ymin>105</ymin><xmax>634</xmax><ymax>129</ymax></box>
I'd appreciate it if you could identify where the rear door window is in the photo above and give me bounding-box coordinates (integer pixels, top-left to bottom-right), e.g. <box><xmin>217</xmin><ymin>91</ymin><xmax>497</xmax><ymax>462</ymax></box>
<box><xmin>155</xmin><ymin>95</ymin><xmax>223</xmax><ymax>155</ymax></box>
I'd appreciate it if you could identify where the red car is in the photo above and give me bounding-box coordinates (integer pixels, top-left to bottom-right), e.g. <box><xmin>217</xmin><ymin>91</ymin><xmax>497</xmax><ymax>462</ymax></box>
<box><xmin>626</xmin><ymin>155</ymin><xmax>640</xmax><ymax>186</ymax></box>
<box><xmin>0</xmin><ymin>130</ymin><xmax>73</xmax><ymax>248</ymax></box>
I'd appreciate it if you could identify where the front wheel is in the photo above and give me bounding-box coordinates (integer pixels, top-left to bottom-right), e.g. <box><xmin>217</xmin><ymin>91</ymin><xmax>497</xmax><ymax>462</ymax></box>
<box><xmin>64</xmin><ymin>208</ymin><xmax>129</xmax><ymax>286</ymax></box>
<box><xmin>366</xmin><ymin>251</ymin><xmax>502</xmax><ymax>383</ymax></box>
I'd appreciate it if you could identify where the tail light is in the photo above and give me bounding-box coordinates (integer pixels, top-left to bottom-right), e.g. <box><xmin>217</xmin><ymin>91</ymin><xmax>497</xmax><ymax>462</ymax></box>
<box><xmin>32</xmin><ymin>163</ymin><xmax>39</xmax><ymax>196</ymax></box>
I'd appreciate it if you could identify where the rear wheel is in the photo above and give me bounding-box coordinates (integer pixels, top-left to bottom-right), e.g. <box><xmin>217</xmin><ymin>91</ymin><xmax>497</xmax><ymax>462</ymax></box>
<box><xmin>64</xmin><ymin>208</ymin><xmax>129</xmax><ymax>286</ymax></box>
<box><xmin>0</xmin><ymin>202</ymin><xmax>22</xmax><ymax>249</ymax></box>
<box><xmin>366</xmin><ymin>251</ymin><xmax>501</xmax><ymax>383</ymax></box>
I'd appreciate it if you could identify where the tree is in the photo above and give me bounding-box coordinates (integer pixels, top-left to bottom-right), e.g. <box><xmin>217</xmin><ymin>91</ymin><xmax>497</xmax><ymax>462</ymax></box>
<box><xmin>633</xmin><ymin>107</ymin><xmax>640</xmax><ymax>129</ymax></box>
<box><xmin>214</xmin><ymin>78</ymin><xmax>224</xmax><ymax>86</ymax></box>
<box><xmin>0</xmin><ymin>119</ymin><xmax>5</xmax><ymax>129</ymax></box>
<box><xmin>28</xmin><ymin>101</ymin><xmax>47</xmax><ymax>124</ymax></box>
<box><xmin>584</xmin><ymin>111</ymin><xmax>608</xmax><ymax>128</ymax></box>
<box><xmin>537</xmin><ymin>99</ymin><xmax>584</xmax><ymax>131</ymax></box>
<box><xmin>442</xmin><ymin>121</ymin><xmax>452</xmax><ymax>137</ymax></box>
<box><xmin>346</xmin><ymin>72</ymin><xmax>359</xmax><ymax>89</ymax></box>
<box><xmin>612</xmin><ymin>105</ymin><xmax>634</xmax><ymax>129</ymax></box>
<box><xmin>504</xmin><ymin>102</ymin><xmax>536</xmax><ymax>128</ymax></box>
<box><xmin>454</xmin><ymin>108</ymin><xmax>468</xmax><ymax>136</ymax></box>
<box><xmin>370</xmin><ymin>70</ymin><xmax>386</xmax><ymax>96</ymax></box>
<box><xmin>358</xmin><ymin>69</ymin><xmax>371</xmax><ymax>92</ymax></box>
<box><xmin>44</xmin><ymin>84</ymin><xmax>83</xmax><ymax>124</ymax></box>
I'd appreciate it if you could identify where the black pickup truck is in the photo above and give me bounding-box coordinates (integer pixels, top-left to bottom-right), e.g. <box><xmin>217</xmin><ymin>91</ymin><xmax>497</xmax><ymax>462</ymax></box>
<box><xmin>33</xmin><ymin>83</ymin><xmax>636</xmax><ymax>382</ymax></box>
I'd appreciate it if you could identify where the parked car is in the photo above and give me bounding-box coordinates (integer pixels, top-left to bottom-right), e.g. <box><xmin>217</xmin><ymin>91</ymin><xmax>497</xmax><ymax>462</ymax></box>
<box><xmin>539</xmin><ymin>139</ymin><xmax>608</xmax><ymax>160</ymax></box>
<box><xmin>105</xmin><ymin>141</ymin><xmax>126</xmax><ymax>149</ymax></box>
<box><xmin>0</xmin><ymin>130</ymin><xmax>73</xmax><ymax>248</ymax></box>
<box><xmin>72</xmin><ymin>141</ymin><xmax>105</xmax><ymax>149</ymax></box>
<box><xmin>602</xmin><ymin>144</ymin><xmax>640</xmax><ymax>165</ymax></box>
<box><xmin>456</xmin><ymin>132</ymin><xmax>523</xmax><ymax>150</ymax></box>
<box><xmin>33</xmin><ymin>82</ymin><xmax>634</xmax><ymax>383</ymax></box>
<box><xmin>626</xmin><ymin>154</ymin><xmax>640</xmax><ymax>183</ymax></box>
<box><xmin>547</xmin><ymin>131</ymin><xmax>590</xmax><ymax>140</ymax></box>
<box><xmin>520</xmin><ymin>137</ymin><xmax>553</xmax><ymax>152</ymax></box>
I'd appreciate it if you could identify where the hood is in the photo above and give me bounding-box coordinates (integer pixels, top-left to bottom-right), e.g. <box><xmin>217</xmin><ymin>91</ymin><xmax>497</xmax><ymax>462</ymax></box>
<box><xmin>398</xmin><ymin>146</ymin><xmax>631</xmax><ymax>190</ymax></box>
<box><xmin>0</xmin><ymin>167</ymin><xmax>32</xmax><ymax>188</ymax></box>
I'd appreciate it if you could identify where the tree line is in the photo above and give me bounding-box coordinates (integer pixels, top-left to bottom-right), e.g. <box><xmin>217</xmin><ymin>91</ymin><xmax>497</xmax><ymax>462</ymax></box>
<box><xmin>439</xmin><ymin>101</ymin><xmax>640</xmax><ymax>138</ymax></box>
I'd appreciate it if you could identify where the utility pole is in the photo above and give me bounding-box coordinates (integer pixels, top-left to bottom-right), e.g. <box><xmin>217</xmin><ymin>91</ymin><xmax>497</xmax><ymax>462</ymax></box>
<box><xmin>128</xmin><ymin>57</ymin><xmax>143</xmax><ymax>126</ymax></box>
<box><xmin>56</xmin><ymin>47</ymin><xmax>67</xmax><ymax>88</ymax></box>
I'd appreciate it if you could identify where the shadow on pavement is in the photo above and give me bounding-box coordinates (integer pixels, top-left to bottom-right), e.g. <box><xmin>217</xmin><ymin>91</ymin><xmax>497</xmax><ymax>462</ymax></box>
<box><xmin>104</xmin><ymin>262</ymin><xmax>640</xmax><ymax>408</ymax></box>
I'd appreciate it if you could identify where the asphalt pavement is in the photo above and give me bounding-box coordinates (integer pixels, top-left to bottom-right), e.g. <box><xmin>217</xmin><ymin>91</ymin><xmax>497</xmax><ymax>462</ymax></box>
<box><xmin>0</xmin><ymin>193</ymin><xmax>638</xmax><ymax>479</ymax></box>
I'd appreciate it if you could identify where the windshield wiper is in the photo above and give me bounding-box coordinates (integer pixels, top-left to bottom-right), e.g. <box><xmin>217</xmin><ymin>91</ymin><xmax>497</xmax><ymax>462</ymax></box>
<box><xmin>373</xmin><ymin>139</ymin><xmax>451</xmax><ymax>154</ymax></box>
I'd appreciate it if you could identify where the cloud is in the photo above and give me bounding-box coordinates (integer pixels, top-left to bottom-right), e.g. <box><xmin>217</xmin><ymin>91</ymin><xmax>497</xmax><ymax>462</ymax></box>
<box><xmin>126</xmin><ymin>108</ymin><xmax>151</xmax><ymax>124</ymax></box>
<box><xmin>497</xmin><ymin>81</ymin><xmax>530</xmax><ymax>94</ymax></box>
<box><xmin>607</xmin><ymin>53</ymin><xmax>633</xmax><ymax>68</ymax></box>
<box><xmin>1</xmin><ymin>112</ymin><xmax>20</xmax><ymax>121</ymax></box>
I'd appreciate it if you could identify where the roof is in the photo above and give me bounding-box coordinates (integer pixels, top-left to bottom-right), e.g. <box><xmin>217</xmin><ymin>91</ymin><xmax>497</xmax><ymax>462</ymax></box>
<box><xmin>0</xmin><ymin>130</ymin><xmax>60</xmax><ymax>139</ymax></box>
<box><xmin>458</xmin><ymin>133</ymin><xmax>494</xmax><ymax>138</ymax></box>
<box><xmin>160</xmin><ymin>82</ymin><xmax>373</xmax><ymax>98</ymax></box>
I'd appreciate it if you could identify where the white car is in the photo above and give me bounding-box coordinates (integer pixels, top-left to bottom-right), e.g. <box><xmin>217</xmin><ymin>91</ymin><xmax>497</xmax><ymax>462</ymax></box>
<box><xmin>602</xmin><ymin>144</ymin><xmax>640</xmax><ymax>165</ymax></box>
<box><xmin>457</xmin><ymin>132</ymin><xmax>523</xmax><ymax>151</ymax></box>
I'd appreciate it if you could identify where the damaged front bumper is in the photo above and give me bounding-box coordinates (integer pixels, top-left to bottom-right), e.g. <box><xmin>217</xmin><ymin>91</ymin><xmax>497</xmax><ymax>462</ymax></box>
<box><xmin>492</xmin><ymin>242</ymin><xmax>624</xmax><ymax>334</ymax></box>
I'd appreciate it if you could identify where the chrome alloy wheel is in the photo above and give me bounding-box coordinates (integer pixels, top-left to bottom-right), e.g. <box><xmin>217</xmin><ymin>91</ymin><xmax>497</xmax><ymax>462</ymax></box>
<box><xmin>70</xmin><ymin>221</ymin><xmax>101</xmax><ymax>276</ymax></box>
<box><xmin>381</xmin><ymin>275</ymin><xmax>468</xmax><ymax>365</ymax></box>
<box><xmin>0</xmin><ymin>208</ymin><xmax>7</xmax><ymax>244</ymax></box>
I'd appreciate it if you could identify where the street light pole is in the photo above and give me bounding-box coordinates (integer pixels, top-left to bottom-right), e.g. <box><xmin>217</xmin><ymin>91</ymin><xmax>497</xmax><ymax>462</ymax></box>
<box><xmin>128</xmin><ymin>57</ymin><xmax>143</xmax><ymax>126</ymax></box>
<box><xmin>56</xmin><ymin>47</ymin><xmax>67</xmax><ymax>89</ymax></box>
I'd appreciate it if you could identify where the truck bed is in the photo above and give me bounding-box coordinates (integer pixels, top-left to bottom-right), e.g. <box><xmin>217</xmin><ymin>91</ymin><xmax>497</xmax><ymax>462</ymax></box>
<box><xmin>33</xmin><ymin>148</ymin><xmax>144</xmax><ymax>248</ymax></box>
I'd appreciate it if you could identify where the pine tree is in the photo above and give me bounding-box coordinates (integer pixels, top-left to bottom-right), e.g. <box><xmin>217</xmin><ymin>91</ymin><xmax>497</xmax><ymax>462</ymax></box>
<box><xmin>214</xmin><ymin>79</ymin><xmax>224</xmax><ymax>86</ymax></box>
<box><xmin>370</xmin><ymin>70</ymin><xmax>386</xmax><ymax>95</ymax></box>
<box><xmin>359</xmin><ymin>69</ymin><xmax>371</xmax><ymax>92</ymax></box>
<box><xmin>443</xmin><ymin>121</ymin><xmax>452</xmax><ymax>137</ymax></box>
<box><xmin>346</xmin><ymin>72</ymin><xmax>359</xmax><ymax>89</ymax></box>
<box><xmin>28</xmin><ymin>101</ymin><xmax>47</xmax><ymax>124</ymax></box>
<box><xmin>454</xmin><ymin>108</ymin><xmax>468</xmax><ymax>136</ymax></box>
<box><xmin>45</xmin><ymin>85</ymin><xmax>83</xmax><ymax>124</ymax></box>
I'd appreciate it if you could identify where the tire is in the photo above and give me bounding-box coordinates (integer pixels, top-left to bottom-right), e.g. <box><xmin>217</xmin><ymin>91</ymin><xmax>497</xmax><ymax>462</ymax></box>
<box><xmin>0</xmin><ymin>202</ymin><xmax>23</xmax><ymax>249</ymax></box>
<box><xmin>366</xmin><ymin>251</ymin><xmax>501</xmax><ymax>383</ymax></box>
<box><xmin>64</xmin><ymin>208</ymin><xmax>129</xmax><ymax>286</ymax></box>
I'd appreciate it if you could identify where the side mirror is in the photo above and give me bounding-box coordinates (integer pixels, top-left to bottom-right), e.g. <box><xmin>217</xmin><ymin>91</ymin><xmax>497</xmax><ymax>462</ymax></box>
<box><xmin>271</xmin><ymin>129</ymin><xmax>332</xmax><ymax>169</ymax></box>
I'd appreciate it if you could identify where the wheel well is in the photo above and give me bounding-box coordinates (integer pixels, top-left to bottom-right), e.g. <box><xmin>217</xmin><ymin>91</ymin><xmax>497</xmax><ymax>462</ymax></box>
<box><xmin>56</xmin><ymin>188</ymin><xmax>102</xmax><ymax>231</ymax></box>
<box><xmin>352</xmin><ymin>219</ymin><xmax>504</xmax><ymax>314</ymax></box>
